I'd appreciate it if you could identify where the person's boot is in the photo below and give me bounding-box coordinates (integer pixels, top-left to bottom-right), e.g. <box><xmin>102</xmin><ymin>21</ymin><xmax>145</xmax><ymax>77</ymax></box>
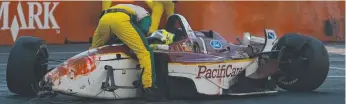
<box><xmin>143</xmin><ymin>86</ymin><xmax>167</xmax><ymax>102</ymax></box>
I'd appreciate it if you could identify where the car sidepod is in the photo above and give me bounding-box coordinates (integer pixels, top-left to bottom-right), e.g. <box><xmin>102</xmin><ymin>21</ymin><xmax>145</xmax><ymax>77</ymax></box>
<box><xmin>166</xmin><ymin>52</ymin><xmax>255</xmax><ymax>96</ymax></box>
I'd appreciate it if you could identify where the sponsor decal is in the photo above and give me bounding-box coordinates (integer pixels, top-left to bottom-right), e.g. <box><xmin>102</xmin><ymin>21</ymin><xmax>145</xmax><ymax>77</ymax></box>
<box><xmin>196</xmin><ymin>64</ymin><xmax>244</xmax><ymax>79</ymax></box>
<box><xmin>209</xmin><ymin>40</ymin><xmax>222</xmax><ymax>49</ymax></box>
<box><xmin>268</xmin><ymin>32</ymin><xmax>275</xmax><ymax>39</ymax></box>
<box><xmin>0</xmin><ymin>1</ymin><xmax>60</xmax><ymax>41</ymax></box>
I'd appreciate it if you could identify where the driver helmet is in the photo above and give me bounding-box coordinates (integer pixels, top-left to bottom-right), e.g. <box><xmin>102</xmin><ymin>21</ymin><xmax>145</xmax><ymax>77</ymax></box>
<box><xmin>148</xmin><ymin>29</ymin><xmax>175</xmax><ymax>45</ymax></box>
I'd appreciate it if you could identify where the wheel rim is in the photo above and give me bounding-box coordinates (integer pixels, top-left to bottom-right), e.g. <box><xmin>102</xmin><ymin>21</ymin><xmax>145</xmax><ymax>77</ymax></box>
<box><xmin>276</xmin><ymin>44</ymin><xmax>309</xmax><ymax>85</ymax></box>
<box><xmin>32</xmin><ymin>46</ymin><xmax>49</xmax><ymax>92</ymax></box>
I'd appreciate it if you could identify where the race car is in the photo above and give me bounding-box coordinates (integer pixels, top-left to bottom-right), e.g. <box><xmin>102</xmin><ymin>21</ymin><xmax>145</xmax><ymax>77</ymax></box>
<box><xmin>6</xmin><ymin>14</ymin><xmax>330</xmax><ymax>100</ymax></box>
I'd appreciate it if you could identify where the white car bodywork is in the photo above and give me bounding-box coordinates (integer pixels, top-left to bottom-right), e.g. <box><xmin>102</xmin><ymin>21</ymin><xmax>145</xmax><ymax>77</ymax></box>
<box><xmin>44</xmin><ymin>14</ymin><xmax>278</xmax><ymax>99</ymax></box>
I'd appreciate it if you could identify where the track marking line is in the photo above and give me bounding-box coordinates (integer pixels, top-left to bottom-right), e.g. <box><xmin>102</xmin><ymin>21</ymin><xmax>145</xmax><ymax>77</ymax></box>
<box><xmin>326</xmin><ymin>46</ymin><xmax>345</xmax><ymax>55</ymax></box>
<box><xmin>330</xmin><ymin>66</ymin><xmax>345</xmax><ymax>70</ymax></box>
<box><xmin>327</xmin><ymin>76</ymin><xmax>345</xmax><ymax>78</ymax></box>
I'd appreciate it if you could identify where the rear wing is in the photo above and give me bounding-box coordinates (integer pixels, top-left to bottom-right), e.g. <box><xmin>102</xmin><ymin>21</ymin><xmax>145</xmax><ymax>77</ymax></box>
<box><xmin>242</xmin><ymin>29</ymin><xmax>278</xmax><ymax>52</ymax></box>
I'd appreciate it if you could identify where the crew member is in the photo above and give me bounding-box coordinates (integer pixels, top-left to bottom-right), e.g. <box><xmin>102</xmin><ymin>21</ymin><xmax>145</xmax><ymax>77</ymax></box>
<box><xmin>145</xmin><ymin>0</ymin><xmax>177</xmax><ymax>34</ymax></box>
<box><xmin>90</xmin><ymin>4</ymin><xmax>159</xmax><ymax>101</ymax></box>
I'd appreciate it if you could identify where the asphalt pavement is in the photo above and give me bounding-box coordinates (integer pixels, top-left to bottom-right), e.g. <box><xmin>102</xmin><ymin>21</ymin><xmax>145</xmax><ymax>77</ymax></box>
<box><xmin>0</xmin><ymin>43</ymin><xmax>344</xmax><ymax>104</ymax></box>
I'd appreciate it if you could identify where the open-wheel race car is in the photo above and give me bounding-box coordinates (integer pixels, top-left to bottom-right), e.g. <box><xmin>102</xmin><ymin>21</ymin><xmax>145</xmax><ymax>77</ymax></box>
<box><xmin>6</xmin><ymin>14</ymin><xmax>330</xmax><ymax>100</ymax></box>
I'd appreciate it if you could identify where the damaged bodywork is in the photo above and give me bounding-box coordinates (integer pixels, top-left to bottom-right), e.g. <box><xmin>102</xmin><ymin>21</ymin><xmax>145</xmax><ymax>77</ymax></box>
<box><xmin>6</xmin><ymin>14</ymin><xmax>330</xmax><ymax>100</ymax></box>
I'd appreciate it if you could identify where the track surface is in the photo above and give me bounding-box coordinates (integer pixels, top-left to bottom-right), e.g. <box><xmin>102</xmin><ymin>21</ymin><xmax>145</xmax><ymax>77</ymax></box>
<box><xmin>0</xmin><ymin>43</ymin><xmax>344</xmax><ymax>104</ymax></box>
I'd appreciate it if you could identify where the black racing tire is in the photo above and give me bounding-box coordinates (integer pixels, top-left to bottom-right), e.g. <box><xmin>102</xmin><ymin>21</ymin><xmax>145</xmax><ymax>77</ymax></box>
<box><xmin>6</xmin><ymin>36</ymin><xmax>49</xmax><ymax>96</ymax></box>
<box><xmin>273</xmin><ymin>33</ymin><xmax>329</xmax><ymax>92</ymax></box>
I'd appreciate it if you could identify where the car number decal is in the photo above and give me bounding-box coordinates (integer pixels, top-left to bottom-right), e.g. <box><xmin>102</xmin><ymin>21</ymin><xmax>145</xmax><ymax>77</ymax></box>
<box><xmin>210</xmin><ymin>40</ymin><xmax>222</xmax><ymax>49</ymax></box>
<box><xmin>268</xmin><ymin>32</ymin><xmax>275</xmax><ymax>39</ymax></box>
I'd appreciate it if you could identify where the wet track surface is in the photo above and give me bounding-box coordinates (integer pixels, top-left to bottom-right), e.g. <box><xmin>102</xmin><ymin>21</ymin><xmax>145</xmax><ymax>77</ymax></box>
<box><xmin>0</xmin><ymin>43</ymin><xmax>344</xmax><ymax>104</ymax></box>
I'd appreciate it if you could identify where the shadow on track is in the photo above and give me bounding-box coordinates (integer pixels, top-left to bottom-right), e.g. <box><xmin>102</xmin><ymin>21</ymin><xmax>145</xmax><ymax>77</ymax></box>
<box><xmin>14</xmin><ymin>90</ymin><xmax>339</xmax><ymax>104</ymax></box>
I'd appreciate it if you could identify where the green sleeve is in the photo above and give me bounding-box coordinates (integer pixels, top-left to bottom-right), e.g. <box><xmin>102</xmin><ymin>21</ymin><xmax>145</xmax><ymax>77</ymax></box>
<box><xmin>138</xmin><ymin>16</ymin><xmax>152</xmax><ymax>36</ymax></box>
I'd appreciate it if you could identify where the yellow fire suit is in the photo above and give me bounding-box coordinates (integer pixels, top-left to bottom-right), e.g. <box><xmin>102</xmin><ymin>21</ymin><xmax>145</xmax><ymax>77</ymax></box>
<box><xmin>145</xmin><ymin>0</ymin><xmax>175</xmax><ymax>34</ymax></box>
<box><xmin>102</xmin><ymin>1</ymin><xmax>112</xmax><ymax>11</ymax></box>
<box><xmin>90</xmin><ymin>4</ymin><xmax>155</xmax><ymax>89</ymax></box>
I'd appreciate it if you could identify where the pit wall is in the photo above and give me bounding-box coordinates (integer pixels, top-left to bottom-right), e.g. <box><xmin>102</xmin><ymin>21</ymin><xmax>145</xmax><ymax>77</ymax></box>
<box><xmin>0</xmin><ymin>1</ymin><xmax>344</xmax><ymax>45</ymax></box>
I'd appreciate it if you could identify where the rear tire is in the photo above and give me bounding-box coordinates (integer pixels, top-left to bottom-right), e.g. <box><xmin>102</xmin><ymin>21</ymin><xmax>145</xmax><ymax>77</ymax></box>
<box><xmin>6</xmin><ymin>36</ymin><xmax>49</xmax><ymax>96</ymax></box>
<box><xmin>273</xmin><ymin>33</ymin><xmax>329</xmax><ymax>92</ymax></box>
